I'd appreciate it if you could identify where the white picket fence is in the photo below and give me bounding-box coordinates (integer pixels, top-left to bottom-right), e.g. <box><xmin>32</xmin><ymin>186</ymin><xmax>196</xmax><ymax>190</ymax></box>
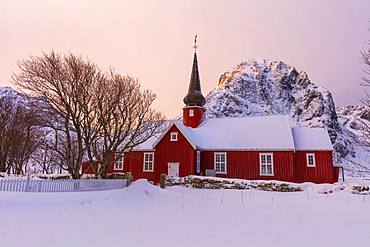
<box><xmin>0</xmin><ymin>179</ymin><xmax>127</xmax><ymax>192</ymax></box>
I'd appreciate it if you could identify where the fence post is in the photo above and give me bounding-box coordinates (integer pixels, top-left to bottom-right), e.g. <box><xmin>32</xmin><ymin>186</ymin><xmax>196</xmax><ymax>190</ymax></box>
<box><xmin>160</xmin><ymin>174</ymin><xmax>166</xmax><ymax>189</ymax></box>
<box><xmin>341</xmin><ymin>167</ymin><xmax>345</xmax><ymax>183</ymax></box>
<box><xmin>25</xmin><ymin>174</ymin><xmax>30</xmax><ymax>192</ymax></box>
<box><xmin>125</xmin><ymin>172</ymin><xmax>132</xmax><ymax>186</ymax></box>
<box><xmin>37</xmin><ymin>180</ymin><xmax>42</xmax><ymax>192</ymax></box>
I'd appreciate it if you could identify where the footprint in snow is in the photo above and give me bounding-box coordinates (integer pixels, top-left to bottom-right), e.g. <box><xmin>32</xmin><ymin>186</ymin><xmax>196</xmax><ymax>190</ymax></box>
<box><xmin>144</xmin><ymin>190</ymin><xmax>153</xmax><ymax>197</ymax></box>
<box><xmin>80</xmin><ymin>200</ymin><xmax>93</xmax><ymax>206</ymax></box>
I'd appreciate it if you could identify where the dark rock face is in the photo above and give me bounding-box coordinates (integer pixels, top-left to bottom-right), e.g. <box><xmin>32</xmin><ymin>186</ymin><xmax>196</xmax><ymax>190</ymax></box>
<box><xmin>360</xmin><ymin>111</ymin><xmax>370</xmax><ymax>121</ymax></box>
<box><xmin>337</xmin><ymin>105</ymin><xmax>370</xmax><ymax>134</ymax></box>
<box><xmin>204</xmin><ymin>59</ymin><xmax>355</xmax><ymax>164</ymax></box>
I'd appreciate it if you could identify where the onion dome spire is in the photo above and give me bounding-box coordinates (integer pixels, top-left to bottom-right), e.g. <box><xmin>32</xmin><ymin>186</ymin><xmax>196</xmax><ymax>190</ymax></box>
<box><xmin>183</xmin><ymin>35</ymin><xmax>205</xmax><ymax>107</ymax></box>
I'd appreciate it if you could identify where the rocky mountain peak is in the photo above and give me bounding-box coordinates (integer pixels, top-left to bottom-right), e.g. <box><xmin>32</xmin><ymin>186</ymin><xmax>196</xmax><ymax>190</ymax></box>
<box><xmin>205</xmin><ymin>59</ymin><xmax>354</xmax><ymax>164</ymax></box>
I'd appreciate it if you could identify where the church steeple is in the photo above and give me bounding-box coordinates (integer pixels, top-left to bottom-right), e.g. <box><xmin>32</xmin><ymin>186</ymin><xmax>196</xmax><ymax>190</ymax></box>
<box><xmin>183</xmin><ymin>35</ymin><xmax>205</xmax><ymax>107</ymax></box>
<box><xmin>183</xmin><ymin>52</ymin><xmax>205</xmax><ymax>106</ymax></box>
<box><xmin>182</xmin><ymin>35</ymin><xmax>206</xmax><ymax>128</ymax></box>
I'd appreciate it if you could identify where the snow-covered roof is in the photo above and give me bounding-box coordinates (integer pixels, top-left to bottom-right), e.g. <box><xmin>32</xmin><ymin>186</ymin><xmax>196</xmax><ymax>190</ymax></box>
<box><xmin>154</xmin><ymin>115</ymin><xmax>295</xmax><ymax>150</ymax></box>
<box><xmin>291</xmin><ymin>127</ymin><xmax>333</xmax><ymax>151</ymax></box>
<box><xmin>135</xmin><ymin>115</ymin><xmax>333</xmax><ymax>152</ymax></box>
<box><xmin>132</xmin><ymin>135</ymin><xmax>158</xmax><ymax>151</ymax></box>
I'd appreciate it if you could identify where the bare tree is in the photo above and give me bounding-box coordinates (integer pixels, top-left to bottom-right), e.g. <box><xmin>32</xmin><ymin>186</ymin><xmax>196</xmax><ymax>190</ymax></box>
<box><xmin>0</xmin><ymin>97</ymin><xmax>43</xmax><ymax>174</ymax></box>
<box><xmin>0</xmin><ymin>97</ymin><xmax>14</xmax><ymax>172</ymax></box>
<box><xmin>8</xmin><ymin>106</ymin><xmax>44</xmax><ymax>174</ymax></box>
<box><xmin>31</xmin><ymin>142</ymin><xmax>60</xmax><ymax>174</ymax></box>
<box><xmin>13</xmin><ymin>51</ymin><xmax>164</xmax><ymax>178</ymax></box>
<box><xmin>360</xmin><ymin>27</ymin><xmax>370</xmax><ymax>146</ymax></box>
<box><xmin>88</xmin><ymin>71</ymin><xmax>164</xmax><ymax>178</ymax></box>
<box><xmin>13</xmin><ymin>51</ymin><xmax>105</xmax><ymax>178</ymax></box>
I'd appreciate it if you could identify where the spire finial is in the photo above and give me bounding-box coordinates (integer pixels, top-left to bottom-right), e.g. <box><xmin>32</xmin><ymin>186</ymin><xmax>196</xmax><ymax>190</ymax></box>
<box><xmin>183</xmin><ymin>36</ymin><xmax>205</xmax><ymax>107</ymax></box>
<box><xmin>193</xmin><ymin>34</ymin><xmax>198</xmax><ymax>53</ymax></box>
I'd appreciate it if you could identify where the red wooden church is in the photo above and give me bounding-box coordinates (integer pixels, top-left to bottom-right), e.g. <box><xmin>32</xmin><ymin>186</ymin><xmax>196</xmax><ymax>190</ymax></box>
<box><xmin>84</xmin><ymin>49</ymin><xmax>339</xmax><ymax>184</ymax></box>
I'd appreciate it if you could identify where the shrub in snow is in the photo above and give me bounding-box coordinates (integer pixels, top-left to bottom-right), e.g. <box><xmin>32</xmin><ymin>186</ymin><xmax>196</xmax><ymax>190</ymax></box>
<box><xmin>164</xmin><ymin>176</ymin><xmax>370</xmax><ymax>195</ymax></box>
<box><xmin>165</xmin><ymin>176</ymin><xmax>302</xmax><ymax>192</ymax></box>
<box><xmin>350</xmin><ymin>185</ymin><xmax>370</xmax><ymax>195</ymax></box>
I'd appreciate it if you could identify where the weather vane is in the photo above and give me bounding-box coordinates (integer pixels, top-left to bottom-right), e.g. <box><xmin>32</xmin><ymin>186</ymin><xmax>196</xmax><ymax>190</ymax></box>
<box><xmin>193</xmin><ymin>34</ymin><xmax>198</xmax><ymax>52</ymax></box>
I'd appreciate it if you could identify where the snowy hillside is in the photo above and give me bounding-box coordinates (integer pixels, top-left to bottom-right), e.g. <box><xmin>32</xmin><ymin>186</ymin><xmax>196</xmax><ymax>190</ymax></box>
<box><xmin>1</xmin><ymin>179</ymin><xmax>369</xmax><ymax>247</ymax></box>
<box><xmin>337</xmin><ymin>105</ymin><xmax>370</xmax><ymax>138</ymax></box>
<box><xmin>205</xmin><ymin>59</ymin><xmax>369</xmax><ymax>175</ymax></box>
<box><xmin>337</xmin><ymin>105</ymin><xmax>370</xmax><ymax>176</ymax></box>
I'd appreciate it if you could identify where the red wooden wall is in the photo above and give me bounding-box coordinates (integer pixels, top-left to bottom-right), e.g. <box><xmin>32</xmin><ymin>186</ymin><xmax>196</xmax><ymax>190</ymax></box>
<box><xmin>200</xmin><ymin>151</ymin><xmax>296</xmax><ymax>182</ymax></box>
<box><xmin>82</xmin><ymin>126</ymin><xmax>336</xmax><ymax>184</ymax></box>
<box><xmin>155</xmin><ymin>125</ymin><xmax>196</xmax><ymax>182</ymax></box>
<box><xmin>124</xmin><ymin>151</ymin><xmax>158</xmax><ymax>182</ymax></box>
<box><xmin>183</xmin><ymin>107</ymin><xmax>205</xmax><ymax>128</ymax></box>
<box><xmin>124</xmin><ymin>125</ymin><xmax>196</xmax><ymax>183</ymax></box>
<box><xmin>82</xmin><ymin>160</ymin><xmax>122</xmax><ymax>175</ymax></box>
<box><xmin>82</xmin><ymin>161</ymin><xmax>96</xmax><ymax>174</ymax></box>
<box><xmin>333</xmin><ymin>166</ymin><xmax>340</xmax><ymax>183</ymax></box>
<box><xmin>294</xmin><ymin>151</ymin><xmax>336</xmax><ymax>183</ymax></box>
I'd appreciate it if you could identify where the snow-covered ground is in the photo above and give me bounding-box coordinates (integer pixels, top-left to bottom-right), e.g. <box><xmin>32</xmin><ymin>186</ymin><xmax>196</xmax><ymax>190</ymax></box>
<box><xmin>1</xmin><ymin>179</ymin><xmax>369</xmax><ymax>247</ymax></box>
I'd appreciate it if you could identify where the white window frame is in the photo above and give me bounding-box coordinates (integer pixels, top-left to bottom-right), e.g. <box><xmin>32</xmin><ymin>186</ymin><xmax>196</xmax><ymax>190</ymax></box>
<box><xmin>259</xmin><ymin>153</ymin><xmax>274</xmax><ymax>176</ymax></box>
<box><xmin>306</xmin><ymin>153</ymin><xmax>316</xmax><ymax>167</ymax></box>
<box><xmin>114</xmin><ymin>155</ymin><xmax>124</xmax><ymax>170</ymax></box>
<box><xmin>170</xmin><ymin>132</ymin><xmax>178</xmax><ymax>141</ymax></box>
<box><xmin>143</xmin><ymin>152</ymin><xmax>154</xmax><ymax>172</ymax></box>
<box><xmin>189</xmin><ymin>109</ymin><xmax>194</xmax><ymax>117</ymax></box>
<box><xmin>214</xmin><ymin>152</ymin><xmax>227</xmax><ymax>174</ymax></box>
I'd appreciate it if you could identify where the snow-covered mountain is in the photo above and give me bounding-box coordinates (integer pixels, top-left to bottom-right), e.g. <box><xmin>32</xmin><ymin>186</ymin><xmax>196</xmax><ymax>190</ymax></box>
<box><xmin>205</xmin><ymin>59</ymin><xmax>370</xmax><ymax>176</ymax></box>
<box><xmin>0</xmin><ymin>86</ymin><xmax>47</xmax><ymax>109</ymax></box>
<box><xmin>0</xmin><ymin>86</ymin><xmax>30</xmax><ymax>103</ymax></box>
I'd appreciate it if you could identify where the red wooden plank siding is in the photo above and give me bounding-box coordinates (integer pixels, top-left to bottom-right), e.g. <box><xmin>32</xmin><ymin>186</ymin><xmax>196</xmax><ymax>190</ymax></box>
<box><xmin>200</xmin><ymin>151</ymin><xmax>296</xmax><ymax>182</ymax></box>
<box><xmin>86</xmin><ymin>148</ymin><xmax>336</xmax><ymax>184</ymax></box>
<box><xmin>82</xmin><ymin>161</ymin><xmax>95</xmax><ymax>174</ymax></box>
<box><xmin>82</xmin><ymin>129</ymin><xmax>336</xmax><ymax>184</ymax></box>
<box><xmin>125</xmin><ymin>125</ymin><xmax>196</xmax><ymax>183</ymax></box>
<box><xmin>155</xmin><ymin>125</ymin><xmax>196</xmax><ymax>183</ymax></box>
<box><xmin>82</xmin><ymin>160</ymin><xmax>117</xmax><ymax>175</ymax></box>
<box><xmin>124</xmin><ymin>151</ymin><xmax>158</xmax><ymax>182</ymax></box>
<box><xmin>333</xmin><ymin>166</ymin><xmax>340</xmax><ymax>183</ymax></box>
<box><xmin>294</xmin><ymin>151</ymin><xmax>335</xmax><ymax>183</ymax></box>
<box><xmin>183</xmin><ymin>107</ymin><xmax>205</xmax><ymax>128</ymax></box>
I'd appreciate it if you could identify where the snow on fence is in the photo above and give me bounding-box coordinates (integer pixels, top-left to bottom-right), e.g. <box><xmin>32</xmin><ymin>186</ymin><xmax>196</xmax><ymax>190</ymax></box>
<box><xmin>0</xmin><ymin>179</ymin><xmax>127</xmax><ymax>192</ymax></box>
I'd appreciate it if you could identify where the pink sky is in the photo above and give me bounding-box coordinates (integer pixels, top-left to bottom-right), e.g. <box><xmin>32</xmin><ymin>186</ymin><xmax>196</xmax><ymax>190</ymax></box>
<box><xmin>1</xmin><ymin>0</ymin><xmax>369</xmax><ymax>118</ymax></box>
